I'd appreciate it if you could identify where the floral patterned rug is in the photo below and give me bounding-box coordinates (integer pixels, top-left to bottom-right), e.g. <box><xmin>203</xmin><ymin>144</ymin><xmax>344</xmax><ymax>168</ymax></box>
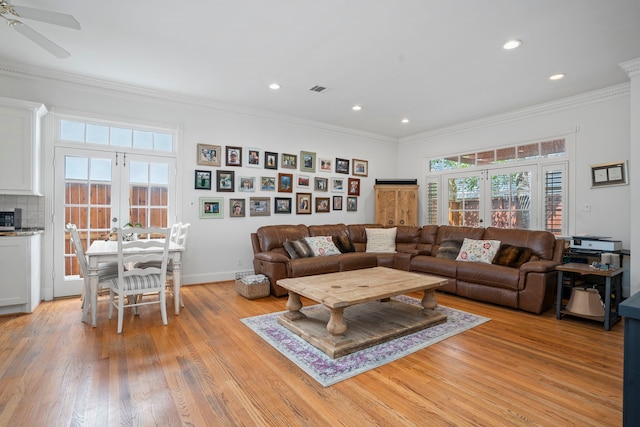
<box><xmin>241</xmin><ymin>295</ymin><xmax>490</xmax><ymax>387</ymax></box>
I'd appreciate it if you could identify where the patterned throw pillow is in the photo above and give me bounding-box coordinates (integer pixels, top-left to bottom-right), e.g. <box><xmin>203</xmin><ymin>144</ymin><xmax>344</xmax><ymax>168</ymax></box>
<box><xmin>436</xmin><ymin>240</ymin><xmax>463</xmax><ymax>259</ymax></box>
<box><xmin>493</xmin><ymin>244</ymin><xmax>533</xmax><ymax>267</ymax></box>
<box><xmin>365</xmin><ymin>227</ymin><xmax>397</xmax><ymax>253</ymax></box>
<box><xmin>455</xmin><ymin>238</ymin><xmax>501</xmax><ymax>264</ymax></box>
<box><xmin>304</xmin><ymin>236</ymin><xmax>341</xmax><ymax>256</ymax></box>
<box><xmin>333</xmin><ymin>234</ymin><xmax>355</xmax><ymax>253</ymax></box>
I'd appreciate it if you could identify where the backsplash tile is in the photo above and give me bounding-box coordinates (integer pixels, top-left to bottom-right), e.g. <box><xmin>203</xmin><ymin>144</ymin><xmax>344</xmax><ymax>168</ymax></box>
<box><xmin>0</xmin><ymin>195</ymin><xmax>45</xmax><ymax>229</ymax></box>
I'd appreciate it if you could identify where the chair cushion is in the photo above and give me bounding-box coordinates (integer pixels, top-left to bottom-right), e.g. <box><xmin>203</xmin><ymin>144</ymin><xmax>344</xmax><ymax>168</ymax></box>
<box><xmin>111</xmin><ymin>274</ymin><xmax>164</xmax><ymax>291</ymax></box>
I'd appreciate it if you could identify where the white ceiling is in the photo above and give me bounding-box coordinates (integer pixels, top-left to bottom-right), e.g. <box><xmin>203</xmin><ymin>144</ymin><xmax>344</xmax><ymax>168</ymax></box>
<box><xmin>2</xmin><ymin>0</ymin><xmax>640</xmax><ymax>139</ymax></box>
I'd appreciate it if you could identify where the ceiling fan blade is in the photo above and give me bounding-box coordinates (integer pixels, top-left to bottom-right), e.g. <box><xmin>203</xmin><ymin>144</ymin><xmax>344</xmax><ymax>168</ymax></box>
<box><xmin>11</xmin><ymin>5</ymin><xmax>80</xmax><ymax>30</ymax></box>
<box><xmin>11</xmin><ymin>21</ymin><xmax>70</xmax><ymax>58</ymax></box>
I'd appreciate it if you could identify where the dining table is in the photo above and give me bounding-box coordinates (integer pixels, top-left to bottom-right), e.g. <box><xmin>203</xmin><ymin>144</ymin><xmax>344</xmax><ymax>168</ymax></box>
<box><xmin>84</xmin><ymin>239</ymin><xmax>185</xmax><ymax>327</ymax></box>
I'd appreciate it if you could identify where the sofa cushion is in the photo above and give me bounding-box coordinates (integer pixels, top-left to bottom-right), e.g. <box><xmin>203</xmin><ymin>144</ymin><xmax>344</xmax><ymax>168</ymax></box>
<box><xmin>436</xmin><ymin>240</ymin><xmax>463</xmax><ymax>259</ymax></box>
<box><xmin>348</xmin><ymin>224</ymin><xmax>382</xmax><ymax>252</ymax></box>
<box><xmin>493</xmin><ymin>244</ymin><xmax>532</xmax><ymax>268</ymax></box>
<box><xmin>411</xmin><ymin>255</ymin><xmax>457</xmax><ymax>278</ymax></box>
<box><xmin>456</xmin><ymin>238</ymin><xmax>501</xmax><ymax>264</ymax></box>
<box><xmin>333</xmin><ymin>234</ymin><xmax>355</xmax><ymax>253</ymax></box>
<box><xmin>257</xmin><ymin>224</ymin><xmax>309</xmax><ymax>252</ymax></box>
<box><xmin>482</xmin><ymin>227</ymin><xmax>556</xmax><ymax>260</ymax></box>
<box><xmin>283</xmin><ymin>239</ymin><xmax>314</xmax><ymax>259</ymax></box>
<box><xmin>365</xmin><ymin>227</ymin><xmax>397</xmax><ymax>253</ymax></box>
<box><xmin>304</xmin><ymin>236</ymin><xmax>341</xmax><ymax>256</ymax></box>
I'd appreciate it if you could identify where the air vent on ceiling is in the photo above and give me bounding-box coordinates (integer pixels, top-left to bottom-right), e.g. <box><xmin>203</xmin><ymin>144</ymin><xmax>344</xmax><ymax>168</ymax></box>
<box><xmin>309</xmin><ymin>85</ymin><xmax>328</xmax><ymax>93</ymax></box>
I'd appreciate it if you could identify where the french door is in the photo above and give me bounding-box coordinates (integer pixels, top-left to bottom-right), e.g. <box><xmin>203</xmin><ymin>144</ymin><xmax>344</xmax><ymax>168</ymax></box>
<box><xmin>53</xmin><ymin>146</ymin><xmax>177</xmax><ymax>297</ymax></box>
<box><xmin>444</xmin><ymin>166</ymin><xmax>536</xmax><ymax>229</ymax></box>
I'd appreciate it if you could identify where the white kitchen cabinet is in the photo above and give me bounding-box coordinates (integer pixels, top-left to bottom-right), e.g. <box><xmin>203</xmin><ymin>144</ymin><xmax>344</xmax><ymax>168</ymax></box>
<box><xmin>0</xmin><ymin>234</ymin><xmax>41</xmax><ymax>314</ymax></box>
<box><xmin>0</xmin><ymin>97</ymin><xmax>47</xmax><ymax>195</ymax></box>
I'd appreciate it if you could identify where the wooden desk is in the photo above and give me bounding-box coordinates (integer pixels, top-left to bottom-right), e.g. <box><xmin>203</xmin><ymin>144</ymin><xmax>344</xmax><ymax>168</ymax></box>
<box><xmin>555</xmin><ymin>262</ymin><xmax>623</xmax><ymax>331</ymax></box>
<box><xmin>85</xmin><ymin>239</ymin><xmax>184</xmax><ymax>327</ymax></box>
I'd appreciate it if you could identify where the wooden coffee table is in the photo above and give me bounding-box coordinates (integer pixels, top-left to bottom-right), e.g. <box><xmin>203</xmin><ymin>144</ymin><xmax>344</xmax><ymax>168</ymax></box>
<box><xmin>277</xmin><ymin>266</ymin><xmax>447</xmax><ymax>358</ymax></box>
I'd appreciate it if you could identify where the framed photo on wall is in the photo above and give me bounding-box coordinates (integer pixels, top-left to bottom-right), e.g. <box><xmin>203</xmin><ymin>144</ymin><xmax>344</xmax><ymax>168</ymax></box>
<box><xmin>296</xmin><ymin>193</ymin><xmax>312</xmax><ymax>214</ymax></box>
<box><xmin>348</xmin><ymin>177</ymin><xmax>360</xmax><ymax>196</ymax></box>
<box><xmin>314</xmin><ymin>177</ymin><xmax>328</xmax><ymax>191</ymax></box>
<box><xmin>590</xmin><ymin>161</ymin><xmax>628</xmax><ymax>187</ymax></box>
<box><xmin>197</xmin><ymin>144</ymin><xmax>221</xmax><ymax>167</ymax></box>
<box><xmin>278</xmin><ymin>173</ymin><xmax>293</xmax><ymax>192</ymax></box>
<box><xmin>216</xmin><ymin>170</ymin><xmax>235</xmax><ymax>192</ymax></box>
<box><xmin>238</xmin><ymin>176</ymin><xmax>256</xmax><ymax>192</ymax></box>
<box><xmin>319</xmin><ymin>157</ymin><xmax>333</xmax><ymax>173</ymax></box>
<box><xmin>261</xmin><ymin>176</ymin><xmax>276</xmax><ymax>191</ymax></box>
<box><xmin>332</xmin><ymin>195</ymin><xmax>343</xmax><ymax>210</ymax></box>
<box><xmin>195</xmin><ymin>170</ymin><xmax>212</xmax><ymax>190</ymax></box>
<box><xmin>199</xmin><ymin>197</ymin><xmax>223</xmax><ymax>219</ymax></box>
<box><xmin>297</xmin><ymin>174</ymin><xmax>310</xmax><ymax>188</ymax></box>
<box><xmin>246</xmin><ymin>148</ymin><xmax>261</xmax><ymax>167</ymax></box>
<box><xmin>249</xmin><ymin>197</ymin><xmax>271</xmax><ymax>216</ymax></box>
<box><xmin>300</xmin><ymin>151</ymin><xmax>316</xmax><ymax>173</ymax></box>
<box><xmin>331</xmin><ymin>177</ymin><xmax>345</xmax><ymax>192</ymax></box>
<box><xmin>226</xmin><ymin>146</ymin><xmax>242</xmax><ymax>166</ymax></box>
<box><xmin>264</xmin><ymin>151</ymin><xmax>278</xmax><ymax>170</ymax></box>
<box><xmin>315</xmin><ymin>197</ymin><xmax>330</xmax><ymax>213</ymax></box>
<box><xmin>274</xmin><ymin>197</ymin><xmax>292</xmax><ymax>214</ymax></box>
<box><xmin>335</xmin><ymin>158</ymin><xmax>349</xmax><ymax>174</ymax></box>
<box><xmin>230</xmin><ymin>198</ymin><xmax>245</xmax><ymax>217</ymax></box>
<box><xmin>347</xmin><ymin>196</ymin><xmax>358</xmax><ymax>212</ymax></box>
<box><xmin>352</xmin><ymin>158</ymin><xmax>368</xmax><ymax>177</ymax></box>
<box><xmin>281</xmin><ymin>153</ymin><xmax>297</xmax><ymax>169</ymax></box>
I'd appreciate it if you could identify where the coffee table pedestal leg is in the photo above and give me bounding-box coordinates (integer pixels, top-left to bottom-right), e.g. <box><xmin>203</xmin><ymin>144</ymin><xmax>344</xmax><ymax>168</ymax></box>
<box><xmin>421</xmin><ymin>289</ymin><xmax>438</xmax><ymax>313</ymax></box>
<box><xmin>284</xmin><ymin>291</ymin><xmax>306</xmax><ymax>321</ymax></box>
<box><xmin>327</xmin><ymin>307</ymin><xmax>347</xmax><ymax>335</ymax></box>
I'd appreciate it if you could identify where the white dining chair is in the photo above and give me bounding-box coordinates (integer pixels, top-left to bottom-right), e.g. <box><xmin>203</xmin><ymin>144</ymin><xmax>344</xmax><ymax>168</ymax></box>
<box><xmin>66</xmin><ymin>223</ymin><xmax>118</xmax><ymax>314</ymax></box>
<box><xmin>108</xmin><ymin>227</ymin><xmax>171</xmax><ymax>334</ymax></box>
<box><xmin>167</xmin><ymin>223</ymin><xmax>189</xmax><ymax>307</ymax></box>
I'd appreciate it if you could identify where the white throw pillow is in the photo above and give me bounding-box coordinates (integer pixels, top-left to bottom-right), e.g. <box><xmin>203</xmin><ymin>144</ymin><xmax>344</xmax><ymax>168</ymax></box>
<box><xmin>304</xmin><ymin>236</ymin><xmax>341</xmax><ymax>256</ymax></box>
<box><xmin>455</xmin><ymin>238</ymin><xmax>501</xmax><ymax>263</ymax></box>
<box><xmin>365</xmin><ymin>227</ymin><xmax>397</xmax><ymax>253</ymax></box>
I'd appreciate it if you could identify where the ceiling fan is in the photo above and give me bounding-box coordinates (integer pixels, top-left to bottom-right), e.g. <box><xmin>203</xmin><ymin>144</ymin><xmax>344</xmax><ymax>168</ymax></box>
<box><xmin>0</xmin><ymin>1</ymin><xmax>80</xmax><ymax>58</ymax></box>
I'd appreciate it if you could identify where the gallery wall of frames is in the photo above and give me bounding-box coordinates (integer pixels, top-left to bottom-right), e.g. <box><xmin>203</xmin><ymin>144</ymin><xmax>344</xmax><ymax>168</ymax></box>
<box><xmin>194</xmin><ymin>144</ymin><xmax>368</xmax><ymax>219</ymax></box>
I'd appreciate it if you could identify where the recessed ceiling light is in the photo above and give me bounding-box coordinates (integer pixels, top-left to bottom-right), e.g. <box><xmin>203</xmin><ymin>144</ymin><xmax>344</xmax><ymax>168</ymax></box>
<box><xmin>549</xmin><ymin>73</ymin><xmax>565</xmax><ymax>81</ymax></box>
<box><xmin>502</xmin><ymin>39</ymin><xmax>522</xmax><ymax>50</ymax></box>
<box><xmin>401</xmin><ymin>118</ymin><xmax>409</xmax><ymax>124</ymax></box>
<box><xmin>352</xmin><ymin>105</ymin><xmax>362</xmax><ymax>111</ymax></box>
<box><xmin>269</xmin><ymin>83</ymin><xmax>281</xmax><ymax>90</ymax></box>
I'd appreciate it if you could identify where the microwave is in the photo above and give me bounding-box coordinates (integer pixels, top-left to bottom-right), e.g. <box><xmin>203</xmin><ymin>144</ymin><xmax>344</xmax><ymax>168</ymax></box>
<box><xmin>0</xmin><ymin>208</ymin><xmax>22</xmax><ymax>231</ymax></box>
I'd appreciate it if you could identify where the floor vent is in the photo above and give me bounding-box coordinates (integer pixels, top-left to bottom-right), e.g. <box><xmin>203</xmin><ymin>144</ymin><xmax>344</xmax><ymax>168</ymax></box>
<box><xmin>309</xmin><ymin>85</ymin><xmax>328</xmax><ymax>93</ymax></box>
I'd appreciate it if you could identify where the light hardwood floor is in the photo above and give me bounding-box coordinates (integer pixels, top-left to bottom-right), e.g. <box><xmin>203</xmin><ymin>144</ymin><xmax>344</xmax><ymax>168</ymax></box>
<box><xmin>0</xmin><ymin>281</ymin><xmax>623</xmax><ymax>426</ymax></box>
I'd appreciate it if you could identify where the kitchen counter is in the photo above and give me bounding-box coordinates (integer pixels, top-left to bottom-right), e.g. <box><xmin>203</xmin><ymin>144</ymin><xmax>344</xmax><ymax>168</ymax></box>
<box><xmin>0</xmin><ymin>228</ymin><xmax>44</xmax><ymax>237</ymax></box>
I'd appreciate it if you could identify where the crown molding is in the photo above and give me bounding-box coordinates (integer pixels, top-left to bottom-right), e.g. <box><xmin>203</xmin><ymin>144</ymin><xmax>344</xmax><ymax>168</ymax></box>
<box><xmin>399</xmin><ymin>83</ymin><xmax>631</xmax><ymax>144</ymax></box>
<box><xmin>0</xmin><ymin>61</ymin><xmax>396</xmax><ymax>145</ymax></box>
<box><xmin>620</xmin><ymin>58</ymin><xmax>640</xmax><ymax>78</ymax></box>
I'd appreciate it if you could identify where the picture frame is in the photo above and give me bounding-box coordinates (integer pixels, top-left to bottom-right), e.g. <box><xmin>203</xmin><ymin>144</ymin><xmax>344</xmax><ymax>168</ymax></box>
<box><xmin>296</xmin><ymin>193</ymin><xmax>312</xmax><ymax>214</ymax></box>
<box><xmin>260</xmin><ymin>176</ymin><xmax>276</xmax><ymax>191</ymax></box>
<box><xmin>229</xmin><ymin>198</ymin><xmax>245</xmax><ymax>217</ymax></box>
<box><xmin>348</xmin><ymin>177</ymin><xmax>360</xmax><ymax>196</ymax></box>
<box><xmin>314</xmin><ymin>177</ymin><xmax>328</xmax><ymax>191</ymax></box>
<box><xmin>281</xmin><ymin>153</ymin><xmax>297</xmax><ymax>169</ymax></box>
<box><xmin>347</xmin><ymin>196</ymin><xmax>358</xmax><ymax>212</ymax></box>
<box><xmin>331</xmin><ymin>177</ymin><xmax>345</xmax><ymax>192</ymax></box>
<box><xmin>195</xmin><ymin>170</ymin><xmax>212</xmax><ymax>190</ymax></box>
<box><xmin>278</xmin><ymin>173</ymin><xmax>293</xmax><ymax>192</ymax></box>
<box><xmin>300</xmin><ymin>151</ymin><xmax>316</xmax><ymax>173</ymax></box>
<box><xmin>319</xmin><ymin>157</ymin><xmax>333</xmax><ymax>173</ymax></box>
<box><xmin>238</xmin><ymin>176</ymin><xmax>256</xmax><ymax>192</ymax></box>
<box><xmin>264</xmin><ymin>151</ymin><xmax>278</xmax><ymax>170</ymax></box>
<box><xmin>246</xmin><ymin>148</ymin><xmax>261</xmax><ymax>168</ymax></box>
<box><xmin>352</xmin><ymin>158</ymin><xmax>368</xmax><ymax>177</ymax></box>
<box><xmin>590</xmin><ymin>161</ymin><xmax>628</xmax><ymax>188</ymax></box>
<box><xmin>249</xmin><ymin>197</ymin><xmax>271</xmax><ymax>216</ymax></box>
<box><xmin>274</xmin><ymin>197</ymin><xmax>292</xmax><ymax>214</ymax></box>
<box><xmin>315</xmin><ymin>197</ymin><xmax>330</xmax><ymax>213</ymax></box>
<box><xmin>332</xmin><ymin>195</ymin><xmax>343</xmax><ymax>210</ymax></box>
<box><xmin>197</xmin><ymin>144</ymin><xmax>221</xmax><ymax>167</ymax></box>
<box><xmin>226</xmin><ymin>146</ymin><xmax>242</xmax><ymax>167</ymax></box>
<box><xmin>199</xmin><ymin>197</ymin><xmax>223</xmax><ymax>219</ymax></box>
<box><xmin>335</xmin><ymin>158</ymin><xmax>350</xmax><ymax>174</ymax></box>
<box><xmin>216</xmin><ymin>170</ymin><xmax>235</xmax><ymax>192</ymax></box>
<box><xmin>297</xmin><ymin>174</ymin><xmax>310</xmax><ymax>188</ymax></box>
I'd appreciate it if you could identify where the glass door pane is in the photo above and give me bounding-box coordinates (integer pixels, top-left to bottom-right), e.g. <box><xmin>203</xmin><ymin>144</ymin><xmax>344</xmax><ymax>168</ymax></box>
<box><xmin>446</xmin><ymin>171</ymin><xmax>483</xmax><ymax>227</ymax></box>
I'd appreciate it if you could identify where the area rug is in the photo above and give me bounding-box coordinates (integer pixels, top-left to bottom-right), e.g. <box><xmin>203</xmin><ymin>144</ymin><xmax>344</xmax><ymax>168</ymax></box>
<box><xmin>241</xmin><ymin>295</ymin><xmax>490</xmax><ymax>387</ymax></box>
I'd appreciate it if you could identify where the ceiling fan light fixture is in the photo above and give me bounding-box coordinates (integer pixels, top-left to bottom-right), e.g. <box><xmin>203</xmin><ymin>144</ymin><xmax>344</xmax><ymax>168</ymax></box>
<box><xmin>502</xmin><ymin>39</ymin><xmax>522</xmax><ymax>50</ymax></box>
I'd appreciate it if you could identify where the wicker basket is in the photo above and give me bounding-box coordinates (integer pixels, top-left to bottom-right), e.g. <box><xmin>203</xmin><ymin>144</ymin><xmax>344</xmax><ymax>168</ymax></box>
<box><xmin>235</xmin><ymin>271</ymin><xmax>270</xmax><ymax>299</ymax></box>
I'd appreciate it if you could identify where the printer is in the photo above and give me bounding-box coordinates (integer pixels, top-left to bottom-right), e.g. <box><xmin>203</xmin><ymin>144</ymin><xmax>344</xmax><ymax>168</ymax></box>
<box><xmin>570</xmin><ymin>236</ymin><xmax>622</xmax><ymax>252</ymax></box>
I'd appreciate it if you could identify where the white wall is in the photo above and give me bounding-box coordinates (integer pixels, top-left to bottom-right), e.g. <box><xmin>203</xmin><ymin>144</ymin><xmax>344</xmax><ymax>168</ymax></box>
<box><xmin>397</xmin><ymin>84</ymin><xmax>631</xmax><ymax>249</ymax></box>
<box><xmin>0</xmin><ymin>69</ymin><xmax>398</xmax><ymax>290</ymax></box>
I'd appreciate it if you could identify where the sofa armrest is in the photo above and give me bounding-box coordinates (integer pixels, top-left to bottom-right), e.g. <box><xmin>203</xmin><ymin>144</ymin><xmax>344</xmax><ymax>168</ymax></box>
<box><xmin>519</xmin><ymin>260</ymin><xmax>559</xmax><ymax>273</ymax></box>
<box><xmin>254</xmin><ymin>252</ymin><xmax>290</xmax><ymax>263</ymax></box>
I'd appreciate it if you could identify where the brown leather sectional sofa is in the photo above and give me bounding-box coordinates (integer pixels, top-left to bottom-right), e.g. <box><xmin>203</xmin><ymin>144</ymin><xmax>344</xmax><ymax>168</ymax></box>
<box><xmin>250</xmin><ymin>223</ymin><xmax>565</xmax><ymax>314</ymax></box>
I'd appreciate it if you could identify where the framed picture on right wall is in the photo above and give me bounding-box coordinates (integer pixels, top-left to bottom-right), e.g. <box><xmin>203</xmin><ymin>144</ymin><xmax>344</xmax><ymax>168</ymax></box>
<box><xmin>347</xmin><ymin>196</ymin><xmax>357</xmax><ymax>212</ymax></box>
